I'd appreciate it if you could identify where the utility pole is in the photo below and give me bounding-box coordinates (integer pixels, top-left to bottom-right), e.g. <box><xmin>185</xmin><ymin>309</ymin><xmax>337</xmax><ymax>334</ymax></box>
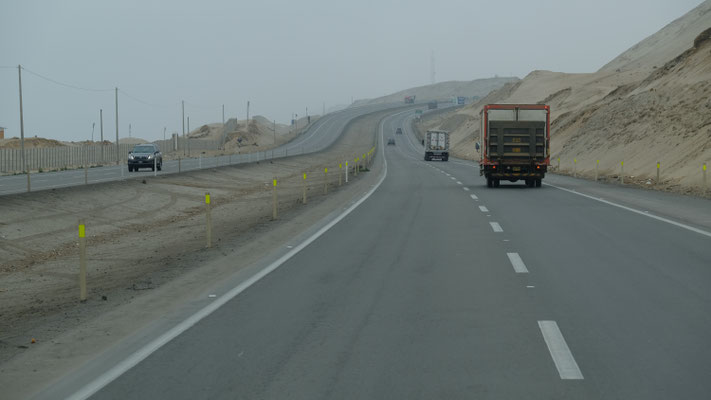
<box><xmin>100</xmin><ymin>109</ymin><xmax>104</xmax><ymax>162</ymax></box>
<box><xmin>295</xmin><ymin>113</ymin><xmax>298</xmax><ymax>133</ymax></box>
<box><xmin>246</xmin><ymin>101</ymin><xmax>250</xmax><ymax>122</ymax></box>
<box><xmin>221</xmin><ymin>104</ymin><xmax>226</xmax><ymax>149</ymax></box>
<box><xmin>115</xmin><ymin>87</ymin><xmax>119</xmax><ymax>165</ymax></box>
<box><xmin>129</xmin><ymin>123</ymin><xmax>131</xmax><ymax>138</ymax></box>
<box><xmin>18</xmin><ymin>65</ymin><xmax>26</xmax><ymax>179</ymax></box>
<box><xmin>187</xmin><ymin>116</ymin><xmax>190</xmax><ymax>157</ymax></box>
<box><xmin>91</xmin><ymin>122</ymin><xmax>95</xmax><ymax>142</ymax></box>
<box><xmin>182</xmin><ymin>100</ymin><xmax>185</xmax><ymax>156</ymax></box>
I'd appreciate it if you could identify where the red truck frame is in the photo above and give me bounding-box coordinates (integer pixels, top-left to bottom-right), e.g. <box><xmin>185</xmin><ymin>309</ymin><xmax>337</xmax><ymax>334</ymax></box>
<box><xmin>479</xmin><ymin>104</ymin><xmax>550</xmax><ymax>188</ymax></box>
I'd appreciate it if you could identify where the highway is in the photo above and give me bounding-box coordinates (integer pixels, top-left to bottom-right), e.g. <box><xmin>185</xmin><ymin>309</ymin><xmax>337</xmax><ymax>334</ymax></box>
<box><xmin>38</xmin><ymin>109</ymin><xmax>711</xmax><ymax>399</ymax></box>
<box><xmin>0</xmin><ymin>103</ymin><xmax>404</xmax><ymax>196</ymax></box>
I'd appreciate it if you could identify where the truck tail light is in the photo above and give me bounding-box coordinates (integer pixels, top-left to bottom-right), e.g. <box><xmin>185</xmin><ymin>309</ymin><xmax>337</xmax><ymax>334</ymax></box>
<box><xmin>536</xmin><ymin>165</ymin><xmax>540</xmax><ymax>169</ymax></box>
<box><xmin>493</xmin><ymin>165</ymin><xmax>496</xmax><ymax>169</ymax></box>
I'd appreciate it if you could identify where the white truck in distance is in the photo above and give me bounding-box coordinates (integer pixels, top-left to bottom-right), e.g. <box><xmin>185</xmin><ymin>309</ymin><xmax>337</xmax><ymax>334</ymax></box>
<box><xmin>424</xmin><ymin>130</ymin><xmax>450</xmax><ymax>161</ymax></box>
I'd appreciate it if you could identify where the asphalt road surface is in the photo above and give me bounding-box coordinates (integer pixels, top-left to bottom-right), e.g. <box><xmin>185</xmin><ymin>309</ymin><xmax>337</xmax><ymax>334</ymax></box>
<box><xmin>0</xmin><ymin>103</ymin><xmax>405</xmax><ymax>196</ymax></box>
<box><xmin>40</xmin><ymin>109</ymin><xmax>711</xmax><ymax>399</ymax></box>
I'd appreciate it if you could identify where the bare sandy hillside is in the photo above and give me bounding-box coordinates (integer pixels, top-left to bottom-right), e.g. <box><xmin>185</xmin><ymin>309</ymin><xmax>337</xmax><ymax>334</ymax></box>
<box><xmin>0</xmin><ymin>137</ymin><xmax>66</xmax><ymax>148</ymax></box>
<box><xmin>418</xmin><ymin>3</ymin><xmax>711</xmax><ymax>195</ymax></box>
<box><xmin>600</xmin><ymin>0</ymin><xmax>711</xmax><ymax>73</ymax></box>
<box><xmin>355</xmin><ymin>77</ymin><xmax>518</xmax><ymax>106</ymax></box>
<box><xmin>219</xmin><ymin>115</ymin><xmax>317</xmax><ymax>151</ymax></box>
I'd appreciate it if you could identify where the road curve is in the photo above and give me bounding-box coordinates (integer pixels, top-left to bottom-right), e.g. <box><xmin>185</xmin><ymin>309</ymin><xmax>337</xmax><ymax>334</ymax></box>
<box><xmin>37</xmin><ymin>108</ymin><xmax>711</xmax><ymax>399</ymax></box>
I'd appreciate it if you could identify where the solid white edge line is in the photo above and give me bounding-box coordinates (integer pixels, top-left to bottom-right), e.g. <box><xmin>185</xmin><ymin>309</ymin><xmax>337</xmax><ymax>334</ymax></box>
<box><xmin>506</xmin><ymin>252</ymin><xmax>529</xmax><ymax>273</ymax></box>
<box><xmin>67</xmin><ymin>109</ymin><xmax>409</xmax><ymax>400</ymax></box>
<box><xmin>479</xmin><ymin>206</ymin><xmax>489</xmax><ymax>212</ymax></box>
<box><xmin>538</xmin><ymin>320</ymin><xmax>584</xmax><ymax>380</ymax></box>
<box><xmin>490</xmin><ymin>222</ymin><xmax>503</xmax><ymax>232</ymax></box>
<box><xmin>544</xmin><ymin>182</ymin><xmax>711</xmax><ymax>238</ymax></box>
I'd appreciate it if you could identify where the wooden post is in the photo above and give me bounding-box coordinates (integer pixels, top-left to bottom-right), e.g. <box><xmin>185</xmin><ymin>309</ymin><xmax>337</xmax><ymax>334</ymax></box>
<box><xmin>78</xmin><ymin>219</ymin><xmax>87</xmax><ymax>301</ymax></box>
<box><xmin>272</xmin><ymin>178</ymin><xmax>278</xmax><ymax>220</ymax></box>
<box><xmin>205</xmin><ymin>192</ymin><xmax>212</xmax><ymax>248</ymax></box>
<box><xmin>302</xmin><ymin>173</ymin><xmax>307</xmax><ymax>204</ymax></box>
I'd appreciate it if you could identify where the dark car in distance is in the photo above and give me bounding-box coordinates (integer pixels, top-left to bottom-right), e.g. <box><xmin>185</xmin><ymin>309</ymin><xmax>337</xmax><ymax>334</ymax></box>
<box><xmin>128</xmin><ymin>144</ymin><xmax>162</xmax><ymax>172</ymax></box>
<box><xmin>387</xmin><ymin>138</ymin><xmax>396</xmax><ymax>145</ymax></box>
<box><xmin>396</xmin><ymin>128</ymin><xmax>403</xmax><ymax>134</ymax></box>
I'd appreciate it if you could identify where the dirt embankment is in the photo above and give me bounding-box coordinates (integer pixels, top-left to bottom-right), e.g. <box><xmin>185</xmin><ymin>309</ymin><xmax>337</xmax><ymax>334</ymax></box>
<box><xmin>414</xmin><ymin>3</ymin><xmax>711</xmax><ymax>197</ymax></box>
<box><xmin>0</xmin><ymin>109</ymin><xmax>384</xmax><ymax>379</ymax></box>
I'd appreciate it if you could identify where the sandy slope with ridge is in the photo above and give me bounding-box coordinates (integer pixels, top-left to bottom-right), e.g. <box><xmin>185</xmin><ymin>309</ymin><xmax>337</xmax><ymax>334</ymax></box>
<box><xmin>416</xmin><ymin>1</ymin><xmax>711</xmax><ymax>195</ymax></box>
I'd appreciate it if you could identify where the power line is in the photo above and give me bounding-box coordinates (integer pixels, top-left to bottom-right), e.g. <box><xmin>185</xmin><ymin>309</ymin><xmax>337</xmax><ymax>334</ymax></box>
<box><xmin>21</xmin><ymin>66</ymin><xmax>113</xmax><ymax>92</ymax></box>
<box><xmin>118</xmin><ymin>89</ymin><xmax>177</xmax><ymax>108</ymax></box>
<box><xmin>183</xmin><ymin>100</ymin><xmax>223</xmax><ymax>111</ymax></box>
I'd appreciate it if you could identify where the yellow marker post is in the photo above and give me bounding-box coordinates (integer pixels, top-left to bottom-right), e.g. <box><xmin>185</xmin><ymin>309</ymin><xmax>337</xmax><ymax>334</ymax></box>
<box><xmin>704</xmin><ymin>163</ymin><xmax>707</xmax><ymax>189</ymax></box>
<box><xmin>657</xmin><ymin>162</ymin><xmax>660</xmax><ymax>184</ymax></box>
<box><xmin>355</xmin><ymin>158</ymin><xmax>359</xmax><ymax>176</ymax></box>
<box><xmin>345</xmin><ymin>161</ymin><xmax>349</xmax><ymax>183</ymax></box>
<box><xmin>324</xmin><ymin>167</ymin><xmax>328</xmax><ymax>194</ymax></box>
<box><xmin>302</xmin><ymin>173</ymin><xmax>307</xmax><ymax>204</ymax></box>
<box><xmin>620</xmin><ymin>161</ymin><xmax>624</xmax><ymax>184</ymax></box>
<box><xmin>573</xmin><ymin>158</ymin><xmax>577</xmax><ymax>178</ymax></box>
<box><xmin>272</xmin><ymin>178</ymin><xmax>278</xmax><ymax>220</ymax></box>
<box><xmin>78</xmin><ymin>219</ymin><xmax>87</xmax><ymax>301</ymax></box>
<box><xmin>595</xmin><ymin>159</ymin><xmax>600</xmax><ymax>181</ymax></box>
<box><xmin>557</xmin><ymin>157</ymin><xmax>560</xmax><ymax>171</ymax></box>
<box><xmin>339</xmin><ymin>163</ymin><xmax>343</xmax><ymax>186</ymax></box>
<box><xmin>205</xmin><ymin>192</ymin><xmax>212</xmax><ymax>248</ymax></box>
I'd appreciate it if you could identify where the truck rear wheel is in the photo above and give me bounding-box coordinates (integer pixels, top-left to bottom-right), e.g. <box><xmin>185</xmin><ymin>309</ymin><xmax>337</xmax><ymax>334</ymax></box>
<box><xmin>494</xmin><ymin>179</ymin><xmax>500</xmax><ymax>188</ymax></box>
<box><xmin>487</xmin><ymin>177</ymin><xmax>493</xmax><ymax>188</ymax></box>
<box><xmin>535</xmin><ymin>179</ymin><xmax>542</xmax><ymax>187</ymax></box>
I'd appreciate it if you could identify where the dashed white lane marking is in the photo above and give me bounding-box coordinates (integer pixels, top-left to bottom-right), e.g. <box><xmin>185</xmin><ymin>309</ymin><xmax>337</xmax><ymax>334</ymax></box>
<box><xmin>490</xmin><ymin>222</ymin><xmax>503</xmax><ymax>232</ymax></box>
<box><xmin>506</xmin><ymin>253</ymin><xmax>529</xmax><ymax>273</ymax></box>
<box><xmin>538</xmin><ymin>321</ymin><xmax>584</xmax><ymax>380</ymax></box>
<box><xmin>463</xmin><ymin>187</ymin><xmax>470</xmax><ymax>191</ymax></box>
<box><xmin>450</xmin><ymin>177</ymin><xmax>456</xmax><ymax>180</ymax></box>
<box><xmin>526</xmin><ymin>285</ymin><xmax>535</xmax><ymax>288</ymax></box>
<box><xmin>456</xmin><ymin>181</ymin><xmax>462</xmax><ymax>185</ymax></box>
<box><xmin>545</xmin><ymin>182</ymin><xmax>711</xmax><ymax>239</ymax></box>
<box><xmin>479</xmin><ymin>206</ymin><xmax>489</xmax><ymax>212</ymax></box>
<box><xmin>470</xmin><ymin>194</ymin><xmax>478</xmax><ymax>200</ymax></box>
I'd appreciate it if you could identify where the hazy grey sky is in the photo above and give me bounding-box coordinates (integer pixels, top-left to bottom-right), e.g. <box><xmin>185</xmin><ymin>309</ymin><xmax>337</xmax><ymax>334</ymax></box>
<box><xmin>0</xmin><ymin>0</ymin><xmax>704</xmax><ymax>142</ymax></box>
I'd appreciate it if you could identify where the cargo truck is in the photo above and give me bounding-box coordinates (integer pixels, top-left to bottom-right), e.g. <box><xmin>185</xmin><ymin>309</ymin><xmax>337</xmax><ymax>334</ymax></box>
<box><xmin>404</xmin><ymin>95</ymin><xmax>416</xmax><ymax>104</ymax></box>
<box><xmin>424</xmin><ymin>130</ymin><xmax>449</xmax><ymax>161</ymax></box>
<box><xmin>479</xmin><ymin>104</ymin><xmax>550</xmax><ymax>188</ymax></box>
<box><xmin>427</xmin><ymin>101</ymin><xmax>438</xmax><ymax>110</ymax></box>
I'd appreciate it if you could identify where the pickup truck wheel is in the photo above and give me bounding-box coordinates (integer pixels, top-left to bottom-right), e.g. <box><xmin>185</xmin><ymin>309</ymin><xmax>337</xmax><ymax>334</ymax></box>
<box><xmin>535</xmin><ymin>179</ymin><xmax>542</xmax><ymax>187</ymax></box>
